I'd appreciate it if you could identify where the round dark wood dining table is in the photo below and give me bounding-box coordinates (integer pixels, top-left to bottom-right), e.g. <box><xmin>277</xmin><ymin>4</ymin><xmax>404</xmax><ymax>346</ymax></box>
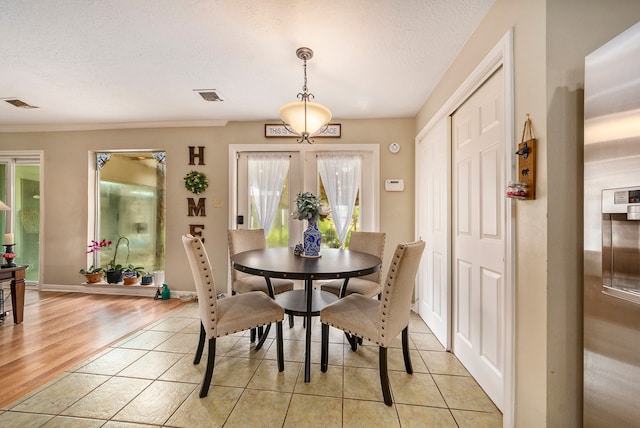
<box><xmin>230</xmin><ymin>247</ymin><xmax>382</xmax><ymax>382</ymax></box>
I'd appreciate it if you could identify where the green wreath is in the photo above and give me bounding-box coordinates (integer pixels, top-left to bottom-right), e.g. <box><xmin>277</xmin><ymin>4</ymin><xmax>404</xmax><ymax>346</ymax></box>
<box><xmin>184</xmin><ymin>170</ymin><xmax>209</xmax><ymax>194</ymax></box>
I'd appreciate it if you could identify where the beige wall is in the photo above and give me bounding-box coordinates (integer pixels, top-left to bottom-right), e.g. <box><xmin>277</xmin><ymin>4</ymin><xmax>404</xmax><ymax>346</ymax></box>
<box><xmin>416</xmin><ymin>0</ymin><xmax>640</xmax><ymax>426</ymax></box>
<box><xmin>0</xmin><ymin>117</ymin><xmax>415</xmax><ymax>295</ymax></box>
<box><xmin>546</xmin><ymin>2</ymin><xmax>640</xmax><ymax>427</ymax></box>
<box><xmin>417</xmin><ymin>0</ymin><xmax>548</xmax><ymax>425</ymax></box>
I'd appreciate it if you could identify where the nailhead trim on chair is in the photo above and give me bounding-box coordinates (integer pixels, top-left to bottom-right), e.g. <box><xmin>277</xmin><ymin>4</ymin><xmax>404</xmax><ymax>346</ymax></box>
<box><xmin>377</xmin><ymin>243</ymin><xmax>406</xmax><ymax>343</ymax></box>
<box><xmin>323</xmin><ymin>242</ymin><xmax>424</xmax><ymax>348</ymax></box>
<box><xmin>193</xmin><ymin>242</ymin><xmax>219</xmax><ymax>328</ymax></box>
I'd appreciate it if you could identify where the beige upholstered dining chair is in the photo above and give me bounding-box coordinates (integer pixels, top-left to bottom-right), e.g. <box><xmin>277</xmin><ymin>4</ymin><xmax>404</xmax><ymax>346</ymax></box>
<box><xmin>228</xmin><ymin>229</ymin><xmax>295</xmax><ymax>296</ymax></box>
<box><xmin>320</xmin><ymin>231</ymin><xmax>386</xmax><ymax>298</ymax></box>
<box><xmin>228</xmin><ymin>228</ymin><xmax>295</xmax><ymax>344</ymax></box>
<box><xmin>320</xmin><ymin>240</ymin><xmax>426</xmax><ymax>406</ymax></box>
<box><xmin>182</xmin><ymin>234</ymin><xmax>284</xmax><ymax>398</ymax></box>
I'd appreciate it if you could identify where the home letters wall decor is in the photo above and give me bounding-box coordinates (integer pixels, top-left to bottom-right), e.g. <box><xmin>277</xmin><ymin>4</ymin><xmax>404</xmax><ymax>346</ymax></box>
<box><xmin>187</xmin><ymin>146</ymin><xmax>206</xmax><ymax>241</ymax></box>
<box><xmin>189</xmin><ymin>146</ymin><xmax>205</xmax><ymax>165</ymax></box>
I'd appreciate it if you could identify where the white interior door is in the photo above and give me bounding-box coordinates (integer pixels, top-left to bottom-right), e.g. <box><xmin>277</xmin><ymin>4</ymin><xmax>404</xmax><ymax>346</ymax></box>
<box><xmin>452</xmin><ymin>66</ymin><xmax>506</xmax><ymax>410</ymax></box>
<box><xmin>416</xmin><ymin>117</ymin><xmax>451</xmax><ymax>349</ymax></box>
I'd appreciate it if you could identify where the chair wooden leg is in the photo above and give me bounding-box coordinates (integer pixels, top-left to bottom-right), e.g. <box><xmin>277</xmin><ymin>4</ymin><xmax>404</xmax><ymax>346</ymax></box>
<box><xmin>255</xmin><ymin>323</ymin><xmax>271</xmax><ymax>350</ymax></box>
<box><xmin>379</xmin><ymin>346</ymin><xmax>392</xmax><ymax>406</ymax></box>
<box><xmin>257</xmin><ymin>325</ymin><xmax>264</xmax><ymax>338</ymax></box>
<box><xmin>250</xmin><ymin>328</ymin><xmax>256</xmax><ymax>343</ymax></box>
<box><xmin>321</xmin><ymin>323</ymin><xmax>329</xmax><ymax>372</ymax></box>
<box><xmin>402</xmin><ymin>326</ymin><xmax>413</xmax><ymax>374</ymax></box>
<box><xmin>276</xmin><ymin>321</ymin><xmax>284</xmax><ymax>372</ymax></box>
<box><xmin>193</xmin><ymin>321</ymin><xmax>205</xmax><ymax>365</ymax></box>
<box><xmin>200</xmin><ymin>337</ymin><xmax>216</xmax><ymax>398</ymax></box>
<box><xmin>288</xmin><ymin>314</ymin><xmax>294</xmax><ymax>328</ymax></box>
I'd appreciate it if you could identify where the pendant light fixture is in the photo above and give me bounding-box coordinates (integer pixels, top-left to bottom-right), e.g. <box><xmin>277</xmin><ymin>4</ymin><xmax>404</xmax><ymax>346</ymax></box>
<box><xmin>279</xmin><ymin>47</ymin><xmax>332</xmax><ymax>144</ymax></box>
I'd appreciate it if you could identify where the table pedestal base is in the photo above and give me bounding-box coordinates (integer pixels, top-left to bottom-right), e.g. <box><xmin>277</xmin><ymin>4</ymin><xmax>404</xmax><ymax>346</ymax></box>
<box><xmin>275</xmin><ymin>284</ymin><xmax>339</xmax><ymax>382</ymax></box>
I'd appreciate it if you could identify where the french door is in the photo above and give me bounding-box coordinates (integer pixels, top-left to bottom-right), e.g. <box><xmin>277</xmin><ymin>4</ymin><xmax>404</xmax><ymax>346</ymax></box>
<box><xmin>236</xmin><ymin>152</ymin><xmax>301</xmax><ymax>247</ymax></box>
<box><xmin>233</xmin><ymin>145</ymin><xmax>379</xmax><ymax>250</ymax></box>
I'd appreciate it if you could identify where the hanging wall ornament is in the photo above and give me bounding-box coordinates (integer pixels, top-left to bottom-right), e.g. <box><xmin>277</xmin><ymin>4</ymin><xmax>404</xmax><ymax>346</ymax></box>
<box><xmin>184</xmin><ymin>170</ymin><xmax>209</xmax><ymax>194</ymax></box>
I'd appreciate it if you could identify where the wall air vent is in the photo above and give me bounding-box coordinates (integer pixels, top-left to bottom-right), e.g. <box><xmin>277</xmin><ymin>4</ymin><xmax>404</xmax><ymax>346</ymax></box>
<box><xmin>4</xmin><ymin>99</ymin><xmax>39</xmax><ymax>109</ymax></box>
<box><xmin>194</xmin><ymin>90</ymin><xmax>224</xmax><ymax>102</ymax></box>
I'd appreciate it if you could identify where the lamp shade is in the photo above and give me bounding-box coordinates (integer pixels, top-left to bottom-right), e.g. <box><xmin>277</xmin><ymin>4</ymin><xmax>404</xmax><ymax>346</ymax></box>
<box><xmin>279</xmin><ymin>100</ymin><xmax>332</xmax><ymax>137</ymax></box>
<box><xmin>0</xmin><ymin>200</ymin><xmax>10</xmax><ymax>211</ymax></box>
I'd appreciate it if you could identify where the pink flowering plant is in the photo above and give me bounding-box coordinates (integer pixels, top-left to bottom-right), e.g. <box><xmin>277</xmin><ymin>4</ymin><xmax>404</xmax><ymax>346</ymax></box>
<box><xmin>79</xmin><ymin>239</ymin><xmax>112</xmax><ymax>274</ymax></box>
<box><xmin>86</xmin><ymin>239</ymin><xmax>112</xmax><ymax>254</ymax></box>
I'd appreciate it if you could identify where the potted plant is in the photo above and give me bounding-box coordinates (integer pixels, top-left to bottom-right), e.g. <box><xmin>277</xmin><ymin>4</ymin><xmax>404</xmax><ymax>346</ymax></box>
<box><xmin>122</xmin><ymin>264</ymin><xmax>144</xmax><ymax>285</ymax></box>
<box><xmin>292</xmin><ymin>192</ymin><xmax>329</xmax><ymax>257</ymax></box>
<box><xmin>106</xmin><ymin>236</ymin><xmax>130</xmax><ymax>284</ymax></box>
<box><xmin>140</xmin><ymin>271</ymin><xmax>153</xmax><ymax>285</ymax></box>
<box><xmin>82</xmin><ymin>239</ymin><xmax>112</xmax><ymax>284</ymax></box>
<box><xmin>79</xmin><ymin>265</ymin><xmax>104</xmax><ymax>284</ymax></box>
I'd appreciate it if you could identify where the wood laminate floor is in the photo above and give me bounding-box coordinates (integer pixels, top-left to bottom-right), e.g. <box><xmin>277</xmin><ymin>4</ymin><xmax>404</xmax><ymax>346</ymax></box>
<box><xmin>0</xmin><ymin>288</ymin><xmax>182</xmax><ymax>407</ymax></box>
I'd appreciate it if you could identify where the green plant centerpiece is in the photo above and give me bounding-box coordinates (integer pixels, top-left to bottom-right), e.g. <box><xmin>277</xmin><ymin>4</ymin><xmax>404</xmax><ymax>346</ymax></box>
<box><xmin>292</xmin><ymin>192</ymin><xmax>324</xmax><ymax>223</ymax></box>
<box><xmin>292</xmin><ymin>192</ymin><xmax>329</xmax><ymax>257</ymax></box>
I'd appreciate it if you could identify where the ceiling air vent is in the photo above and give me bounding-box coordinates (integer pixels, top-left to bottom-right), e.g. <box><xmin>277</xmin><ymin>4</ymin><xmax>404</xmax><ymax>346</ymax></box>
<box><xmin>4</xmin><ymin>99</ymin><xmax>39</xmax><ymax>109</ymax></box>
<box><xmin>195</xmin><ymin>89</ymin><xmax>224</xmax><ymax>102</ymax></box>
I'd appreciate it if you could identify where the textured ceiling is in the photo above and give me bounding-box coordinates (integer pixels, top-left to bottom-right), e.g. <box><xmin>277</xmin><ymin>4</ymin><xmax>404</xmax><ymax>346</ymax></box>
<box><xmin>0</xmin><ymin>0</ymin><xmax>494</xmax><ymax>131</ymax></box>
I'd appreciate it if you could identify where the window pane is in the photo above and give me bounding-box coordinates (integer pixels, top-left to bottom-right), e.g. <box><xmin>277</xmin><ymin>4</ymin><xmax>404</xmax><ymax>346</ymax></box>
<box><xmin>249</xmin><ymin>171</ymin><xmax>290</xmax><ymax>248</ymax></box>
<box><xmin>98</xmin><ymin>153</ymin><xmax>165</xmax><ymax>273</ymax></box>
<box><xmin>318</xmin><ymin>178</ymin><xmax>360</xmax><ymax>249</ymax></box>
<box><xmin>0</xmin><ymin>164</ymin><xmax>6</xmax><ymax>241</ymax></box>
<box><xmin>15</xmin><ymin>164</ymin><xmax>40</xmax><ymax>281</ymax></box>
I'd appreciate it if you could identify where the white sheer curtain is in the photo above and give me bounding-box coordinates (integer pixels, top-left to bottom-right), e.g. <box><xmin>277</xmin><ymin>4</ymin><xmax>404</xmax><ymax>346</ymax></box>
<box><xmin>248</xmin><ymin>154</ymin><xmax>289</xmax><ymax>237</ymax></box>
<box><xmin>317</xmin><ymin>153</ymin><xmax>362</xmax><ymax>248</ymax></box>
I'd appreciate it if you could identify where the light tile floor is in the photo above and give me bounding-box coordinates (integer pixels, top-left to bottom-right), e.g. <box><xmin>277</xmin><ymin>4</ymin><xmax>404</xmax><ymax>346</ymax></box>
<box><xmin>0</xmin><ymin>303</ymin><xmax>502</xmax><ymax>427</ymax></box>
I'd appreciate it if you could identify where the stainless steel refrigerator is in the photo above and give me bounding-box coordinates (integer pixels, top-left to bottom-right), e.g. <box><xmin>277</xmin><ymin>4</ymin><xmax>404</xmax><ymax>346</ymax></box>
<box><xmin>584</xmin><ymin>21</ymin><xmax>640</xmax><ymax>427</ymax></box>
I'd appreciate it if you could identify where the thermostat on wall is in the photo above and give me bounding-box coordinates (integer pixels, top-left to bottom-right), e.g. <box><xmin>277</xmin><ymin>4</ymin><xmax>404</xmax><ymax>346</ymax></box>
<box><xmin>385</xmin><ymin>179</ymin><xmax>404</xmax><ymax>192</ymax></box>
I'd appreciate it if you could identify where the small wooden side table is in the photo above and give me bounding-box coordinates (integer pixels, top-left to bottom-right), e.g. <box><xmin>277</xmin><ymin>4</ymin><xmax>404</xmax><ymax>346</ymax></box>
<box><xmin>0</xmin><ymin>265</ymin><xmax>28</xmax><ymax>324</ymax></box>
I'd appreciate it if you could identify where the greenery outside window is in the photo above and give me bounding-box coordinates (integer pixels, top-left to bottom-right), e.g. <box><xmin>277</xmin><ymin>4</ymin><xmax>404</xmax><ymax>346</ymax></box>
<box><xmin>318</xmin><ymin>179</ymin><xmax>360</xmax><ymax>249</ymax></box>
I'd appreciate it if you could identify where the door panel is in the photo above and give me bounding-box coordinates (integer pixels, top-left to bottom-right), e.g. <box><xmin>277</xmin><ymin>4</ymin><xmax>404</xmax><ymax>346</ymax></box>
<box><xmin>237</xmin><ymin>152</ymin><xmax>300</xmax><ymax>246</ymax></box>
<box><xmin>457</xmin><ymin>158</ymin><xmax>472</xmax><ymax>235</ymax></box>
<box><xmin>456</xmin><ymin>259</ymin><xmax>472</xmax><ymax>343</ymax></box>
<box><xmin>452</xmin><ymin>66</ymin><xmax>505</xmax><ymax>410</ymax></box>
<box><xmin>480</xmin><ymin>267</ymin><xmax>502</xmax><ymax>370</ymax></box>
<box><xmin>415</xmin><ymin>117</ymin><xmax>450</xmax><ymax>349</ymax></box>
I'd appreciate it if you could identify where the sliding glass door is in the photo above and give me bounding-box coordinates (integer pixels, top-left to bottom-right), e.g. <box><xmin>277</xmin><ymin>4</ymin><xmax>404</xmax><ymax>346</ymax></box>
<box><xmin>0</xmin><ymin>157</ymin><xmax>41</xmax><ymax>283</ymax></box>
